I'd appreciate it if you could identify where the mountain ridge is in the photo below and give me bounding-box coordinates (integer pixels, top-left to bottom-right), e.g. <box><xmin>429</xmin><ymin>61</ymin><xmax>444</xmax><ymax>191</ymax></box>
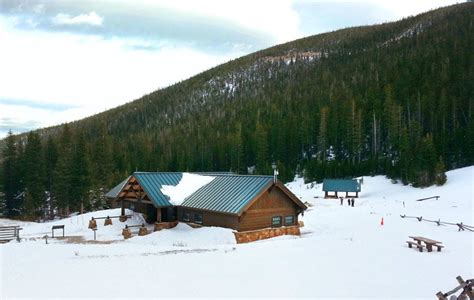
<box><xmin>9</xmin><ymin>3</ymin><xmax>468</xmax><ymax>139</ymax></box>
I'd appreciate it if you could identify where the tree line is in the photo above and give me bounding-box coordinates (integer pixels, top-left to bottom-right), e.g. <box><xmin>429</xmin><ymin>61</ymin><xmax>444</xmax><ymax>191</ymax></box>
<box><xmin>0</xmin><ymin>126</ymin><xmax>113</xmax><ymax>219</ymax></box>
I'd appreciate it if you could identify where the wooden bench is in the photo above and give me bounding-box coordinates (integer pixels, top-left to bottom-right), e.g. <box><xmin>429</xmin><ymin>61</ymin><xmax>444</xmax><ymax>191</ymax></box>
<box><xmin>406</xmin><ymin>240</ymin><xmax>425</xmax><ymax>252</ymax></box>
<box><xmin>434</xmin><ymin>244</ymin><xmax>444</xmax><ymax>252</ymax></box>
<box><xmin>0</xmin><ymin>226</ymin><xmax>22</xmax><ymax>243</ymax></box>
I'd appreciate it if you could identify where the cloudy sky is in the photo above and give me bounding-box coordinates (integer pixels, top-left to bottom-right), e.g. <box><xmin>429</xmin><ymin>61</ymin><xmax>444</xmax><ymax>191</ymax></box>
<box><xmin>0</xmin><ymin>0</ymin><xmax>463</xmax><ymax>138</ymax></box>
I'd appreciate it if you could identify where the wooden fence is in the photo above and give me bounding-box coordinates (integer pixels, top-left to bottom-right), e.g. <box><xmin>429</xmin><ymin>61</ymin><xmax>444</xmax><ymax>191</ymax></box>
<box><xmin>400</xmin><ymin>215</ymin><xmax>474</xmax><ymax>232</ymax></box>
<box><xmin>415</xmin><ymin>195</ymin><xmax>440</xmax><ymax>201</ymax></box>
<box><xmin>436</xmin><ymin>275</ymin><xmax>473</xmax><ymax>299</ymax></box>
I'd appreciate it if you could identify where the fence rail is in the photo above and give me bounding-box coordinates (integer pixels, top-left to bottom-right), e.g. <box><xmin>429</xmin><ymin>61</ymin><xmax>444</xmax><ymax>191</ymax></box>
<box><xmin>400</xmin><ymin>215</ymin><xmax>473</xmax><ymax>232</ymax></box>
<box><xmin>416</xmin><ymin>196</ymin><xmax>440</xmax><ymax>202</ymax></box>
<box><xmin>436</xmin><ymin>275</ymin><xmax>474</xmax><ymax>299</ymax></box>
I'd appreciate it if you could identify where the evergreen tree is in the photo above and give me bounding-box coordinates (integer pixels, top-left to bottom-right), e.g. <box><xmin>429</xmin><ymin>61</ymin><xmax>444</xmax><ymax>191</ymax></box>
<box><xmin>413</xmin><ymin>134</ymin><xmax>438</xmax><ymax>187</ymax></box>
<box><xmin>70</xmin><ymin>132</ymin><xmax>91</xmax><ymax>212</ymax></box>
<box><xmin>44</xmin><ymin>136</ymin><xmax>58</xmax><ymax>217</ymax></box>
<box><xmin>434</xmin><ymin>156</ymin><xmax>447</xmax><ymax>186</ymax></box>
<box><xmin>23</xmin><ymin>131</ymin><xmax>46</xmax><ymax>218</ymax></box>
<box><xmin>54</xmin><ymin>125</ymin><xmax>73</xmax><ymax>215</ymax></box>
<box><xmin>1</xmin><ymin>130</ymin><xmax>19</xmax><ymax>216</ymax></box>
<box><xmin>317</xmin><ymin>107</ymin><xmax>329</xmax><ymax>161</ymax></box>
<box><xmin>255</xmin><ymin>122</ymin><xmax>270</xmax><ymax>174</ymax></box>
<box><xmin>91</xmin><ymin>124</ymin><xmax>112</xmax><ymax>188</ymax></box>
<box><xmin>398</xmin><ymin>127</ymin><xmax>412</xmax><ymax>185</ymax></box>
<box><xmin>229</xmin><ymin>123</ymin><xmax>245</xmax><ymax>174</ymax></box>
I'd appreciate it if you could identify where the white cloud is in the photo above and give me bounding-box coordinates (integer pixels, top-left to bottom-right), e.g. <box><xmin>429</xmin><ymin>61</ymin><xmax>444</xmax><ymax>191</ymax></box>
<box><xmin>127</xmin><ymin>0</ymin><xmax>302</xmax><ymax>43</ymax></box>
<box><xmin>52</xmin><ymin>11</ymin><xmax>104</xmax><ymax>26</ymax></box>
<box><xmin>33</xmin><ymin>4</ymin><xmax>45</xmax><ymax>14</ymax></box>
<box><xmin>0</xmin><ymin>16</ymin><xmax>244</xmax><ymax>137</ymax></box>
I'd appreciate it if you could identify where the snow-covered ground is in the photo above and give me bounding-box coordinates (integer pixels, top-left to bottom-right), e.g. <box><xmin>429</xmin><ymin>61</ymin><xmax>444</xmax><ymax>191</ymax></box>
<box><xmin>0</xmin><ymin>167</ymin><xmax>472</xmax><ymax>299</ymax></box>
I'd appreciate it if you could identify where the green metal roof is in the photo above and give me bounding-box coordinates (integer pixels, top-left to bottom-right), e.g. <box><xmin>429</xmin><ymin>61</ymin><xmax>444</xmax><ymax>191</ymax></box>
<box><xmin>108</xmin><ymin>172</ymin><xmax>299</xmax><ymax>215</ymax></box>
<box><xmin>105</xmin><ymin>176</ymin><xmax>130</xmax><ymax>198</ymax></box>
<box><xmin>180</xmin><ymin>175</ymin><xmax>274</xmax><ymax>214</ymax></box>
<box><xmin>134</xmin><ymin>172</ymin><xmax>183</xmax><ymax>207</ymax></box>
<box><xmin>322</xmin><ymin>179</ymin><xmax>360</xmax><ymax>193</ymax></box>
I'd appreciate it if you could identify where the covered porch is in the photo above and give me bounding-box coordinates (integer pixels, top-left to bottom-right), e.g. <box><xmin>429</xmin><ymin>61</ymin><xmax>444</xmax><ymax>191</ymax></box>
<box><xmin>117</xmin><ymin>175</ymin><xmax>177</xmax><ymax>224</ymax></box>
<box><xmin>119</xmin><ymin>199</ymin><xmax>177</xmax><ymax>224</ymax></box>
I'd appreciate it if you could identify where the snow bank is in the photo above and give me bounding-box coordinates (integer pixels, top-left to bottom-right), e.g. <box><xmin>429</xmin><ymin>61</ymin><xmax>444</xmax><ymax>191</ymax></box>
<box><xmin>161</xmin><ymin>172</ymin><xmax>215</xmax><ymax>205</ymax></box>
<box><xmin>9</xmin><ymin>208</ymin><xmax>146</xmax><ymax>242</ymax></box>
<box><xmin>126</xmin><ymin>223</ymin><xmax>236</xmax><ymax>247</ymax></box>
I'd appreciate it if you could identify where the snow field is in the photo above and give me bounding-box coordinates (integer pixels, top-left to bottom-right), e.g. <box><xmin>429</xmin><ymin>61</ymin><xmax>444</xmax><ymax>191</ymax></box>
<box><xmin>0</xmin><ymin>167</ymin><xmax>472</xmax><ymax>299</ymax></box>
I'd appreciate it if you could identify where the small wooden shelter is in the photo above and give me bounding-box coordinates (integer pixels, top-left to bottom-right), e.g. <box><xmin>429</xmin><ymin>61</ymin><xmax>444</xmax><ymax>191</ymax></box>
<box><xmin>323</xmin><ymin>179</ymin><xmax>361</xmax><ymax>198</ymax></box>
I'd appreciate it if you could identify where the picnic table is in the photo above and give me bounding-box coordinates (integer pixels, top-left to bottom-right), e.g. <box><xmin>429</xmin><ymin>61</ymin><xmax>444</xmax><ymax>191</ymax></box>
<box><xmin>407</xmin><ymin>236</ymin><xmax>444</xmax><ymax>252</ymax></box>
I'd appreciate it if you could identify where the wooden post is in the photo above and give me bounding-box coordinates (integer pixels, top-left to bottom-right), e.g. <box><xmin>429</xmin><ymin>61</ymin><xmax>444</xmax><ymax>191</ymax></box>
<box><xmin>104</xmin><ymin>216</ymin><xmax>113</xmax><ymax>226</ymax></box>
<box><xmin>121</xmin><ymin>200</ymin><xmax>125</xmax><ymax>216</ymax></box>
<box><xmin>157</xmin><ymin>208</ymin><xmax>162</xmax><ymax>223</ymax></box>
<box><xmin>88</xmin><ymin>218</ymin><xmax>97</xmax><ymax>229</ymax></box>
<box><xmin>456</xmin><ymin>276</ymin><xmax>465</xmax><ymax>285</ymax></box>
<box><xmin>138</xmin><ymin>224</ymin><xmax>148</xmax><ymax>236</ymax></box>
<box><xmin>356</xmin><ymin>192</ymin><xmax>358</xmax><ymax>198</ymax></box>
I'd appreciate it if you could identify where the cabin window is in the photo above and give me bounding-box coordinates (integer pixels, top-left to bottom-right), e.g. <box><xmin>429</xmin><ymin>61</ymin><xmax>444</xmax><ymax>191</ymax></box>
<box><xmin>194</xmin><ymin>213</ymin><xmax>203</xmax><ymax>224</ymax></box>
<box><xmin>182</xmin><ymin>212</ymin><xmax>190</xmax><ymax>222</ymax></box>
<box><xmin>272</xmin><ymin>216</ymin><xmax>282</xmax><ymax>227</ymax></box>
<box><xmin>129</xmin><ymin>203</ymin><xmax>135</xmax><ymax>211</ymax></box>
<box><xmin>284</xmin><ymin>215</ymin><xmax>295</xmax><ymax>226</ymax></box>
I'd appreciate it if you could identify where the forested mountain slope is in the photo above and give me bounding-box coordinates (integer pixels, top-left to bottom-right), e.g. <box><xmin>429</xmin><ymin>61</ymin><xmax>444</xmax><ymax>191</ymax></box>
<box><xmin>1</xmin><ymin>3</ymin><xmax>472</xmax><ymax>217</ymax></box>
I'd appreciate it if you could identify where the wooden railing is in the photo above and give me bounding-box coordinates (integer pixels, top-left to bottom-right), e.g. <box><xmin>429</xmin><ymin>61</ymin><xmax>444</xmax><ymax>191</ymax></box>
<box><xmin>0</xmin><ymin>226</ymin><xmax>22</xmax><ymax>243</ymax></box>
<box><xmin>436</xmin><ymin>276</ymin><xmax>473</xmax><ymax>299</ymax></box>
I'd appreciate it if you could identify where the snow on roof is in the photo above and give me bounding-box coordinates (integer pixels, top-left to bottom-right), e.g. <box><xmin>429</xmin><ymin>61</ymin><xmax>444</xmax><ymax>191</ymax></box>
<box><xmin>160</xmin><ymin>173</ymin><xmax>215</xmax><ymax>205</ymax></box>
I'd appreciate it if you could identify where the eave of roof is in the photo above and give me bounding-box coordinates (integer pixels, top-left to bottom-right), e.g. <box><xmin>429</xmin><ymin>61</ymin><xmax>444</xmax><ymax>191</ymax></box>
<box><xmin>105</xmin><ymin>176</ymin><xmax>131</xmax><ymax>198</ymax></box>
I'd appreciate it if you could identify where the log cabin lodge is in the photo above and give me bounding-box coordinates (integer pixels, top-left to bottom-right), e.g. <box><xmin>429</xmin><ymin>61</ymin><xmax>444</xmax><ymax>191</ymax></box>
<box><xmin>106</xmin><ymin>172</ymin><xmax>307</xmax><ymax>233</ymax></box>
